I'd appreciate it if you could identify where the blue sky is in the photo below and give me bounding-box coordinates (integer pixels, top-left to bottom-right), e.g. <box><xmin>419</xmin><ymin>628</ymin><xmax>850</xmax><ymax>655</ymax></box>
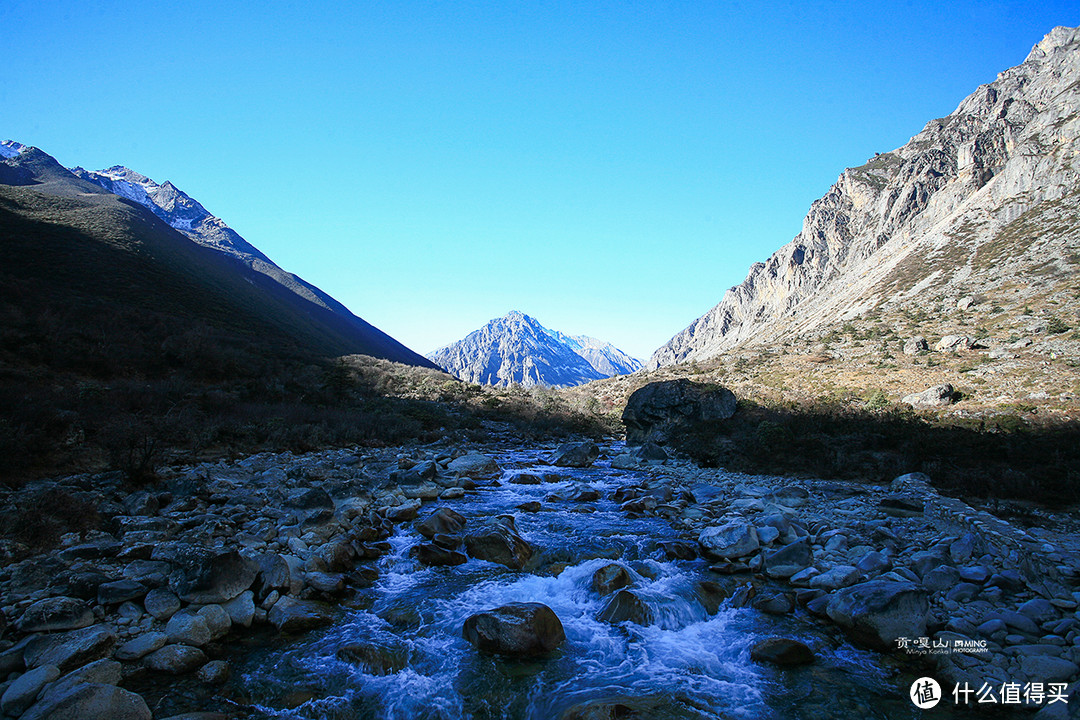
<box><xmin>3</xmin><ymin>1</ymin><xmax>1077</xmax><ymax>359</ymax></box>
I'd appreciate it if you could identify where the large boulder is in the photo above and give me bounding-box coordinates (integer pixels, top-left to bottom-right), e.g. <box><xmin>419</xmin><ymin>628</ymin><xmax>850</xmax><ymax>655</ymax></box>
<box><xmin>16</xmin><ymin>597</ymin><xmax>93</xmax><ymax>633</ymax></box>
<box><xmin>336</xmin><ymin>638</ymin><xmax>409</xmax><ymax>676</ymax></box>
<box><xmin>596</xmin><ymin>590</ymin><xmax>653</xmax><ymax>626</ymax></box>
<box><xmin>902</xmin><ymin>384</ymin><xmax>955</xmax><ymax>409</ymax></box>
<box><xmin>550</xmin><ymin>442</ymin><xmax>600</xmax><ymax>468</ymax></box>
<box><xmin>24</xmin><ymin>624</ymin><xmax>117</xmax><ymax>672</ymax></box>
<box><xmin>267</xmin><ymin>597</ymin><xmax>335</xmax><ymax>633</ymax></box>
<box><xmin>592</xmin><ymin>563</ymin><xmax>633</xmax><ymax>596</ymax></box>
<box><xmin>462</xmin><ymin>602</ymin><xmax>565</xmax><ymax>657</ymax></box>
<box><xmin>416</xmin><ymin>507</ymin><xmax>467</xmax><ymax>539</ymax></box>
<box><xmin>622</xmin><ymin>379</ymin><xmax>736</xmax><ymax>445</ymax></box>
<box><xmin>143</xmin><ymin>645</ymin><xmax>208</xmax><ymax>674</ymax></box>
<box><xmin>750</xmin><ymin>637</ymin><xmax>815</xmax><ymax>666</ymax></box>
<box><xmin>764</xmin><ymin>538</ymin><xmax>812</xmax><ymax>579</ymax></box>
<box><xmin>19</xmin><ymin>682</ymin><xmax>151</xmax><ymax>720</ymax></box>
<box><xmin>698</xmin><ymin>521</ymin><xmax>759</xmax><ymax>560</ymax></box>
<box><xmin>463</xmin><ymin>517</ymin><xmax>533</xmax><ymax>570</ymax></box>
<box><xmin>825</xmin><ymin>580</ymin><xmax>929</xmax><ymax>650</ymax></box>
<box><xmin>448</xmin><ymin>453</ymin><xmax>500</xmax><ymax>478</ymax></box>
<box><xmin>160</xmin><ymin>546</ymin><xmax>257</xmax><ymax>604</ymax></box>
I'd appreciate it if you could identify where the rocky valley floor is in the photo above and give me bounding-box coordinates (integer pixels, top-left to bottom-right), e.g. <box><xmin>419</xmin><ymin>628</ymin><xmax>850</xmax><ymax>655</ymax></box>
<box><xmin>1</xmin><ymin>433</ymin><xmax>1079</xmax><ymax>718</ymax></box>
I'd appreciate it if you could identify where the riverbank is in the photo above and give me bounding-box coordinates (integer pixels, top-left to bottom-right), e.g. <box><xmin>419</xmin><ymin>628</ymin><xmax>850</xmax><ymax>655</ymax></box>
<box><xmin>1</xmin><ymin>435</ymin><xmax>1078</xmax><ymax>718</ymax></box>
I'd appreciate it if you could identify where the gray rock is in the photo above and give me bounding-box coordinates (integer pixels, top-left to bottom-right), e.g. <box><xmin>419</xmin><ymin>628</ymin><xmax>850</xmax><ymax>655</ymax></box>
<box><xmin>39</xmin><ymin>658</ymin><xmax>120</xmax><ymax>698</ymax></box>
<box><xmin>935</xmin><ymin>335</ymin><xmax>972</xmax><ymax>352</ymax></box>
<box><xmin>222</xmin><ymin>591</ymin><xmax>255</xmax><ymax>628</ymax></box>
<box><xmin>267</xmin><ymin>597</ymin><xmax>335</xmax><ymax>633</ymax></box>
<box><xmin>24</xmin><ymin>624</ymin><xmax>117</xmax><ymax>672</ymax></box>
<box><xmin>1018</xmin><ymin>598</ymin><xmax>1058</xmax><ymax>624</ymax></box>
<box><xmin>114</xmin><ymin>632</ymin><xmax>168</xmax><ymax>661</ymax></box>
<box><xmin>756</xmin><ymin>526</ymin><xmax>780</xmax><ymax>545</ymax></box>
<box><xmin>902</xmin><ymin>384</ymin><xmax>955</xmax><ymax>409</ymax></box>
<box><xmin>143</xmin><ymin>644</ymin><xmax>207</xmax><ymax>674</ymax></box>
<box><xmin>826</xmin><ymin>580</ymin><xmax>929</xmax><ymax>650</ymax></box>
<box><xmin>305</xmin><ymin>571</ymin><xmax>346</xmax><ymax>594</ymax></box>
<box><xmin>195</xmin><ymin>660</ymin><xmax>230</xmax><ymax>684</ymax></box>
<box><xmin>610</xmin><ymin>454</ymin><xmax>639</xmax><ymax>470</ymax></box>
<box><xmin>447</xmin><ymin>453</ymin><xmax>500</xmax><ymax>478</ymax></box>
<box><xmin>165</xmin><ymin>611</ymin><xmax>212</xmax><ymax>647</ymax></box>
<box><xmin>810</xmin><ymin>565</ymin><xmax>861</xmax><ymax>591</ymax></box>
<box><xmin>1020</xmin><ymin>655</ymin><xmax>1079</xmax><ymax>683</ymax></box>
<box><xmin>143</xmin><ymin>588</ymin><xmax>181</xmax><ymax>620</ymax></box>
<box><xmin>462</xmin><ymin>602</ymin><xmax>565</xmax><ymax>657</ymax></box>
<box><xmin>855</xmin><ymin>550</ymin><xmax>891</xmax><ymax>576</ymax></box>
<box><xmin>622</xmin><ymin>379</ymin><xmax>736</xmax><ymax>446</ymax></box>
<box><xmin>385</xmin><ymin>499</ymin><xmax>422</xmax><ymax>522</ymax></box>
<box><xmin>16</xmin><ymin>597</ymin><xmax>93</xmax><ymax>633</ymax></box>
<box><xmin>1</xmin><ymin>664</ymin><xmax>60</xmax><ymax>716</ymax></box>
<box><xmin>764</xmin><ymin>538</ymin><xmax>812</xmax><ymax>579</ymax></box>
<box><xmin>96</xmin><ymin>580</ymin><xmax>147</xmax><ymax>606</ymax></box>
<box><xmin>164</xmin><ymin>546</ymin><xmax>257</xmax><ymax>604</ymax></box>
<box><xmin>196</xmin><ymin>604</ymin><xmax>231</xmax><ymax>640</ymax></box>
<box><xmin>958</xmin><ymin>566</ymin><xmax>991</xmax><ymax>584</ymax></box>
<box><xmin>903</xmin><ymin>336</ymin><xmax>928</xmax><ymax>355</ymax></box>
<box><xmin>550</xmin><ymin>442</ymin><xmax>600</xmax><ymax>468</ymax></box>
<box><xmin>923</xmin><ymin>565</ymin><xmax>961</xmax><ymax>593</ymax></box>
<box><xmin>20</xmin><ymin>682</ymin><xmax>151</xmax><ymax>720</ymax></box>
<box><xmin>698</xmin><ymin>521</ymin><xmax>759</xmax><ymax>560</ymax></box>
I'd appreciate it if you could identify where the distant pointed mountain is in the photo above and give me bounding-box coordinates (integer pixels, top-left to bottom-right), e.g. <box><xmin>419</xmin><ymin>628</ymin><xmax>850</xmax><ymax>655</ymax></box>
<box><xmin>1</xmin><ymin>140</ymin><xmax>435</xmax><ymax>368</ymax></box>
<box><xmin>429</xmin><ymin>311</ymin><xmax>641</xmax><ymax>387</ymax></box>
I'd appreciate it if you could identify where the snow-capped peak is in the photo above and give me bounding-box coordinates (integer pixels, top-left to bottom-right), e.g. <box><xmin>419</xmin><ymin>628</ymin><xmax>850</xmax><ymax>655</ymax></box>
<box><xmin>0</xmin><ymin>140</ymin><xmax>27</xmax><ymax>159</ymax></box>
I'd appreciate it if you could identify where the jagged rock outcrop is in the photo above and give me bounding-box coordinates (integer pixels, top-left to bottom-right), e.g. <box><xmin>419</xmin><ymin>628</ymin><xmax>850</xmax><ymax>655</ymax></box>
<box><xmin>429</xmin><ymin>311</ymin><xmax>640</xmax><ymax>387</ymax></box>
<box><xmin>649</xmin><ymin>27</ymin><xmax>1080</xmax><ymax>368</ymax></box>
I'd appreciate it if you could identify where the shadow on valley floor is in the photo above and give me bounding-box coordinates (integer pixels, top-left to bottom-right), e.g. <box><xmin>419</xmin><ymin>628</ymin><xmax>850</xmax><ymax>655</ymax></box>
<box><xmin>670</xmin><ymin>396</ymin><xmax>1080</xmax><ymax>506</ymax></box>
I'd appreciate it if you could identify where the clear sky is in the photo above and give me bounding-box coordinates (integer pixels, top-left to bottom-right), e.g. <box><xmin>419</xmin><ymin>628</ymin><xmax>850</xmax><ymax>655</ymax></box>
<box><xmin>3</xmin><ymin>1</ymin><xmax>1077</xmax><ymax>360</ymax></box>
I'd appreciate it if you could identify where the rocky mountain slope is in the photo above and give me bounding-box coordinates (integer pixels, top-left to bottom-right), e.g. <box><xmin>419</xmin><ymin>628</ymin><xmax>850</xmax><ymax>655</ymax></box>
<box><xmin>66</xmin><ymin>158</ymin><xmax>410</xmax><ymax>350</ymax></box>
<box><xmin>0</xmin><ymin>141</ymin><xmax>434</xmax><ymax>367</ymax></box>
<box><xmin>649</xmin><ymin>26</ymin><xmax>1080</xmax><ymax>370</ymax></box>
<box><xmin>429</xmin><ymin>311</ymin><xmax>641</xmax><ymax>387</ymax></box>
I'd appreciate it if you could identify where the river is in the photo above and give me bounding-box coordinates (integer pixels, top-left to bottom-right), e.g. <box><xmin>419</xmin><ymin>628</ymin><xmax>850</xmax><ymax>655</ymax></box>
<box><xmin>221</xmin><ymin>443</ymin><xmax>977</xmax><ymax>719</ymax></box>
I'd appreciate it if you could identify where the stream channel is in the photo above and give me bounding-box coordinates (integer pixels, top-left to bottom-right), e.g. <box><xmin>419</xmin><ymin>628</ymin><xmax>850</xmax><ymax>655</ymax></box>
<box><xmin>222</xmin><ymin>443</ymin><xmax>976</xmax><ymax>719</ymax></box>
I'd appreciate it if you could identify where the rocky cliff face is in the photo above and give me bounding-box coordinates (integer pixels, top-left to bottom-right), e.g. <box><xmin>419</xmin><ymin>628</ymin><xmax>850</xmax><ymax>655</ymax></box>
<box><xmin>429</xmin><ymin>311</ymin><xmax>640</xmax><ymax>387</ymax></box>
<box><xmin>650</xmin><ymin>26</ymin><xmax>1080</xmax><ymax>368</ymax></box>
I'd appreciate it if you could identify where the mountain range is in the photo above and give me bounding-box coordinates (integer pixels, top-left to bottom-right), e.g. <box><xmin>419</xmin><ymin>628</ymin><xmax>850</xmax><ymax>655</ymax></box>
<box><xmin>0</xmin><ymin>141</ymin><xmax>433</xmax><ymax>368</ymax></box>
<box><xmin>648</xmin><ymin>26</ymin><xmax>1080</xmax><ymax>369</ymax></box>
<box><xmin>428</xmin><ymin>311</ymin><xmax>642</xmax><ymax>387</ymax></box>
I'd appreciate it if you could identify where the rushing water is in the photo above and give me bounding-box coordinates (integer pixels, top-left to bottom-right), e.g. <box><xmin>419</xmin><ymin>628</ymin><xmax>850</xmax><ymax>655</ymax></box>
<box><xmin>225</xmin><ymin>444</ymin><xmax>977</xmax><ymax>720</ymax></box>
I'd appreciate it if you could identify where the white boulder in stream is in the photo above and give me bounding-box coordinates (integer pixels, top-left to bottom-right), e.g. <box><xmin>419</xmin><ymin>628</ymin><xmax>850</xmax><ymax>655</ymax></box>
<box><xmin>462</xmin><ymin>602</ymin><xmax>565</xmax><ymax>657</ymax></box>
<box><xmin>698</xmin><ymin>521</ymin><xmax>759</xmax><ymax>560</ymax></box>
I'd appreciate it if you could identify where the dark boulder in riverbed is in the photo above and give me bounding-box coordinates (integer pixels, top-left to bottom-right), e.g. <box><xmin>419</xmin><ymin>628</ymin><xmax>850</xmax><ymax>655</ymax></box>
<box><xmin>462</xmin><ymin>602</ymin><xmax>565</xmax><ymax>657</ymax></box>
<box><xmin>550</xmin><ymin>441</ymin><xmax>600</xmax><ymax>468</ymax></box>
<box><xmin>416</xmin><ymin>507</ymin><xmax>467</xmax><ymax>539</ymax></box>
<box><xmin>825</xmin><ymin>580</ymin><xmax>928</xmax><ymax>650</ymax></box>
<box><xmin>463</xmin><ymin>517</ymin><xmax>533</xmax><ymax>570</ymax></box>
<box><xmin>592</xmin><ymin>563</ymin><xmax>633</xmax><ymax>596</ymax></box>
<box><xmin>750</xmin><ymin>637</ymin><xmax>815</xmax><ymax>666</ymax></box>
<box><xmin>596</xmin><ymin>590</ymin><xmax>653</xmax><ymax>626</ymax></box>
<box><xmin>622</xmin><ymin>379</ymin><xmax>736</xmax><ymax>446</ymax></box>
